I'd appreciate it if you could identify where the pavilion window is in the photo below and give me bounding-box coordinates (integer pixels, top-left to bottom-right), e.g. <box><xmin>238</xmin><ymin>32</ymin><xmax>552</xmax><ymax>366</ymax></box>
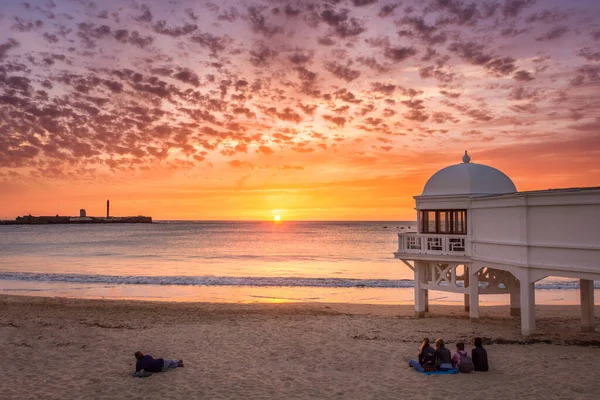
<box><xmin>419</xmin><ymin>210</ymin><xmax>466</xmax><ymax>235</ymax></box>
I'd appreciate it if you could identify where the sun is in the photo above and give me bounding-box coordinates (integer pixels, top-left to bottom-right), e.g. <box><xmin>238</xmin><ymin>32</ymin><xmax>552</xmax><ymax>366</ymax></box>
<box><xmin>273</xmin><ymin>215</ymin><xmax>281</xmax><ymax>222</ymax></box>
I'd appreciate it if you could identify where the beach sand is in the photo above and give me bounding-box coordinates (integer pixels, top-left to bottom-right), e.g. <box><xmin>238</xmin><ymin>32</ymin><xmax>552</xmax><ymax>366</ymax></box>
<box><xmin>1</xmin><ymin>295</ymin><xmax>599</xmax><ymax>400</ymax></box>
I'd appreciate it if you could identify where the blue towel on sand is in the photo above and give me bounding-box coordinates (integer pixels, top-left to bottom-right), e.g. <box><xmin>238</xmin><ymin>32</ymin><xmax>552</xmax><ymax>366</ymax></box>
<box><xmin>416</xmin><ymin>368</ymin><xmax>459</xmax><ymax>375</ymax></box>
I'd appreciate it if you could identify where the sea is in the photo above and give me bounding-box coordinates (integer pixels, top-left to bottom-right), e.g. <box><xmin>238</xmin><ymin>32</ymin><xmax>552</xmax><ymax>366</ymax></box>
<box><xmin>0</xmin><ymin>221</ymin><xmax>598</xmax><ymax>305</ymax></box>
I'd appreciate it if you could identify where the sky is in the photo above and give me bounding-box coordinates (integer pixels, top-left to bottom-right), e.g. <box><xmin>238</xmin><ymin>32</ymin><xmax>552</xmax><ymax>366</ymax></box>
<box><xmin>0</xmin><ymin>0</ymin><xmax>599</xmax><ymax>221</ymax></box>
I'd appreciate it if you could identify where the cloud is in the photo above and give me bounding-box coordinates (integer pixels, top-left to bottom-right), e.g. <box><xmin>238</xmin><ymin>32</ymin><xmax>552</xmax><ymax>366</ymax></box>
<box><xmin>228</xmin><ymin>159</ymin><xmax>254</xmax><ymax>168</ymax></box>
<box><xmin>323</xmin><ymin>115</ymin><xmax>347</xmax><ymax>127</ymax></box>
<box><xmin>247</xmin><ymin>6</ymin><xmax>283</xmax><ymax>38</ymax></box>
<box><xmin>419</xmin><ymin>66</ymin><xmax>454</xmax><ymax>83</ymax></box>
<box><xmin>190</xmin><ymin>32</ymin><xmax>232</xmax><ymax>55</ymax></box>
<box><xmin>0</xmin><ymin>38</ymin><xmax>19</xmax><ymax>59</ymax></box>
<box><xmin>333</xmin><ymin>89</ymin><xmax>362</xmax><ymax>103</ymax></box>
<box><xmin>383</xmin><ymin>46</ymin><xmax>418</xmax><ymax>62</ymax></box>
<box><xmin>502</xmin><ymin>0</ymin><xmax>536</xmax><ymax>18</ymax></box>
<box><xmin>378</xmin><ymin>3</ymin><xmax>399</xmax><ymax>17</ymax></box>
<box><xmin>569</xmin><ymin>65</ymin><xmax>600</xmax><ymax>86</ymax></box>
<box><xmin>426</xmin><ymin>0</ymin><xmax>495</xmax><ymax>26</ymax></box>
<box><xmin>352</xmin><ymin>0</ymin><xmax>378</xmax><ymax>6</ymax></box>
<box><xmin>321</xmin><ymin>9</ymin><xmax>349</xmax><ymax>26</ymax></box>
<box><xmin>283</xmin><ymin>6</ymin><xmax>301</xmax><ymax>17</ymax></box>
<box><xmin>135</xmin><ymin>6</ymin><xmax>153</xmax><ymax>23</ymax></box>
<box><xmin>173</xmin><ymin>69</ymin><xmax>200</xmax><ymax>86</ymax></box>
<box><xmin>371</xmin><ymin>82</ymin><xmax>396</xmax><ymax>95</ymax></box>
<box><xmin>508</xmin><ymin>86</ymin><xmax>540</xmax><ymax>101</ymax></box>
<box><xmin>356</xmin><ymin>56</ymin><xmax>389</xmax><ymax>72</ymax></box>
<box><xmin>297</xmin><ymin>103</ymin><xmax>318</xmax><ymax>115</ymax></box>
<box><xmin>153</xmin><ymin>20</ymin><xmax>198</xmax><ymax>37</ymax></box>
<box><xmin>431</xmin><ymin>111</ymin><xmax>459</xmax><ymax>124</ymax></box>
<box><xmin>320</xmin><ymin>8</ymin><xmax>366</xmax><ymax>38</ymax></box>
<box><xmin>536</xmin><ymin>26</ymin><xmax>569</xmax><ymax>41</ymax></box>
<box><xmin>324</xmin><ymin>62</ymin><xmax>361</xmax><ymax>81</ymax></box>
<box><xmin>578</xmin><ymin>48</ymin><xmax>600</xmax><ymax>62</ymax></box>
<box><xmin>113</xmin><ymin>29</ymin><xmax>154</xmax><ymax>48</ymax></box>
<box><xmin>288</xmin><ymin>50</ymin><xmax>313</xmax><ymax>65</ymax></box>
<box><xmin>258</xmin><ymin>145</ymin><xmax>274</xmax><ymax>155</ymax></box>
<box><xmin>263</xmin><ymin>107</ymin><xmax>302</xmax><ymax>123</ymax></box>
<box><xmin>525</xmin><ymin>10</ymin><xmax>569</xmax><ymax>24</ymax></box>
<box><xmin>279</xmin><ymin>165</ymin><xmax>304</xmax><ymax>170</ymax></box>
<box><xmin>396</xmin><ymin>16</ymin><xmax>447</xmax><ymax>45</ymax></box>
<box><xmin>513</xmin><ymin>70</ymin><xmax>534</xmax><ymax>81</ymax></box>
<box><xmin>448</xmin><ymin>41</ymin><xmax>516</xmax><ymax>76</ymax></box>
<box><xmin>249</xmin><ymin>45</ymin><xmax>278</xmax><ymax>67</ymax></box>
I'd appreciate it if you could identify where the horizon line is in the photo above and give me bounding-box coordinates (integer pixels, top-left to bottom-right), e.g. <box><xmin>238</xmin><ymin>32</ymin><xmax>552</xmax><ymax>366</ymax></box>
<box><xmin>0</xmin><ymin>217</ymin><xmax>417</xmax><ymax>223</ymax></box>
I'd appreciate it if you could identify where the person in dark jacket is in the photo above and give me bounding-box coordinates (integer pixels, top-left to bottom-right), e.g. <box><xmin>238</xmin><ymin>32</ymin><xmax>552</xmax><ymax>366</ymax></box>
<box><xmin>135</xmin><ymin>351</ymin><xmax>184</xmax><ymax>373</ymax></box>
<box><xmin>471</xmin><ymin>337</ymin><xmax>489</xmax><ymax>371</ymax></box>
<box><xmin>434</xmin><ymin>338</ymin><xmax>454</xmax><ymax>371</ymax></box>
<box><xmin>408</xmin><ymin>338</ymin><xmax>437</xmax><ymax>372</ymax></box>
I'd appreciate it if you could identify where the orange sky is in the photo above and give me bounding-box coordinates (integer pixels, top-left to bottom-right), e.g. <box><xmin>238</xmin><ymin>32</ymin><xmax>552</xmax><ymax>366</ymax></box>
<box><xmin>1</xmin><ymin>0</ymin><xmax>599</xmax><ymax>220</ymax></box>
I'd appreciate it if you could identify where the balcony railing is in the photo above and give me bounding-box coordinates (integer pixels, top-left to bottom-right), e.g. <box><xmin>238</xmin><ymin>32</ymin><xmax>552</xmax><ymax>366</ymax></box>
<box><xmin>396</xmin><ymin>233</ymin><xmax>468</xmax><ymax>256</ymax></box>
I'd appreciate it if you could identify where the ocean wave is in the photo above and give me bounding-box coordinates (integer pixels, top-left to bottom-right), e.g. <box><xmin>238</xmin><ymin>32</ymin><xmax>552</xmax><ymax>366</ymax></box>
<box><xmin>0</xmin><ymin>272</ymin><xmax>413</xmax><ymax>288</ymax></box>
<box><xmin>0</xmin><ymin>272</ymin><xmax>597</xmax><ymax>290</ymax></box>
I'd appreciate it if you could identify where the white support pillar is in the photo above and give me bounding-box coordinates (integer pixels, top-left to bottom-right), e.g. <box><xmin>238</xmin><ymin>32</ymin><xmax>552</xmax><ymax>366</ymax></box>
<box><xmin>581</xmin><ymin>279</ymin><xmax>595</xmax><ymax>333</ymax></box>
<box><xmin>510</xmin><ymin>280</ymin><xmax>521</xmax><ymax>317</ymax></box>
<box><xmin>414</xmin><ymin>261</ymin><xmax>427</xmax><ymax>318</ymax></box>
<box><xmin>520</xmin><ymin>281</ymin><xmax>536</xmax><ymax>336</ymax></box>
<box><xmin>424</xmin><ymin>263</ymin><xmax>430</xmax><ymax>313</ymax></box>
<box><xmin>464</xmin><ymin>266</ymin><xmax>470</xmax><ymax>312</ymax></box>
<box><xmin>469</xmin><ymin>267</ymin><xmax>479</xmax><ymax>321</ymax></box>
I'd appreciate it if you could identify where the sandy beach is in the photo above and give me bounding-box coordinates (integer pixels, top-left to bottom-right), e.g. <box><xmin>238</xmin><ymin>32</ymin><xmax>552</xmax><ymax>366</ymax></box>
<box><xmin>1</xmin><ymin>295</ymin><xmax>599</xmax><ymax>400</ymax></box>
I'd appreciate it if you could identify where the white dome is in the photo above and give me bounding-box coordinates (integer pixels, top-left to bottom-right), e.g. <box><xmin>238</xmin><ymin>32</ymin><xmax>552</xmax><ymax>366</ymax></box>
<box><xmin>422</xmin><ymin>152</ymin><xmax>516</xmax><ymax>196</ymax></box>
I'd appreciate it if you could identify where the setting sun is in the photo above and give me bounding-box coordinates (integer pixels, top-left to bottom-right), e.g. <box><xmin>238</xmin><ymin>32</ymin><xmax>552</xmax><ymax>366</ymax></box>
<box><xmin>273</xmin><ymin>215</ymin><xmax>281</xmax><ymax>222</ymax></box>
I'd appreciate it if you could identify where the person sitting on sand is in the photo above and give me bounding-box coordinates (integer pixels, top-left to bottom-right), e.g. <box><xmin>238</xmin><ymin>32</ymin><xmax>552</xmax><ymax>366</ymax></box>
<box><xmin>135</xmin><ymin>351</ymin><xmax>184</xmax><ymax>373</ymax></box>
<box><xmin>408</xmin><ymin>337</ymin><xmax>437</xmax><ymax>372</ymax></box>
<box><xmin>452</xmin><ymin>342</ymin><xmax>473</xmax><ymax>373</ymax></box>
<box><xmin>434</xmin><ymin>338</ymin><xmax>454</xmax><ymax>371</ymax></box>
<box><xmin>471</xmin><ymin>337</ymin><xmax>489</xmax><ymax>372</ymax></box>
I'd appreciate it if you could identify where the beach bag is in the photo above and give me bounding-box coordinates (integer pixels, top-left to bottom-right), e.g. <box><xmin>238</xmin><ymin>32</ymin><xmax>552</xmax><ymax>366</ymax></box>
<box><xmin>421</xmin><ymin>347</ymin><xmax>436</xmax><ymax>367</ymax></box>
<box><xmin>459</xmin><ymin>353</ymin><xmax>474</xmax><ymax>373</ymax></box>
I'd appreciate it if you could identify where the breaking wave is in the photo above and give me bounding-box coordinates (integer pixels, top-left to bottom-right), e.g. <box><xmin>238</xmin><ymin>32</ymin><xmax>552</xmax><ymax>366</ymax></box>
<box><xmin>0</xmin><ymin>272</ymin><xmax>597</xmax><ymax>290</ymax></box>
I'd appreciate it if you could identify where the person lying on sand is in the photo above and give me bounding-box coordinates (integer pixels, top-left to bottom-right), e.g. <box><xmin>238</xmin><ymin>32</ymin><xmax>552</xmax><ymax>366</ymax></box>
<box><xmin>134</xmin><ymin>351</ymin><xmax>183</xmax><ymax>373</ymax></box>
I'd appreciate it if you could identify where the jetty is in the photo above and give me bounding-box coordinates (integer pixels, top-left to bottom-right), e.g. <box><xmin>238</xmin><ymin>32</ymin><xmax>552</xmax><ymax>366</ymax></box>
<box><xmin>0</xmin><ymin>199</ymin><xmax>152</xmax><ymax>225</ymax></box>
<box><xmin>0</xmin><ymin>215</ymin><xmax>152</xmax><ymax>225</ymax></box>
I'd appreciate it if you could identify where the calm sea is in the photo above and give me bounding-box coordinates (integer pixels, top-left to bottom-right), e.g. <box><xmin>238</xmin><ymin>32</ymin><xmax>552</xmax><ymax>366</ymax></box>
<box><xmin>0</xmin><ymin>221</ymin><xmax>597</xmax><ymax>304</ymax></box>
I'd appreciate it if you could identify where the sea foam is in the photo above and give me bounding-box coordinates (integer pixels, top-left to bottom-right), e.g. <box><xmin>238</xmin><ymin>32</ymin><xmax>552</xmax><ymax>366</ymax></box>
<box><xmin>0</xmin><ymin>272</ymin><xmax>596</xmax><ymax>290</ymax></box>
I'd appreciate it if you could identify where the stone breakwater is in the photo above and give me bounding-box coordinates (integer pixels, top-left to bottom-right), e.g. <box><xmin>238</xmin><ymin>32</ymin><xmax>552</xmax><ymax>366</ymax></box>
<box><xmin>0</xmin><ymin>215</ymin><xmax>152</xmax><ymax>224</ymax></box>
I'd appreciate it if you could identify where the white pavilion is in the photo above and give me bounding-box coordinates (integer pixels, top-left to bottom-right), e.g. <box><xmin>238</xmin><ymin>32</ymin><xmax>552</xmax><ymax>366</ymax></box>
<box><xmin>394</xmin><ymin>151</ymin><xmax>600</xmax><ymax>335</ymax></box>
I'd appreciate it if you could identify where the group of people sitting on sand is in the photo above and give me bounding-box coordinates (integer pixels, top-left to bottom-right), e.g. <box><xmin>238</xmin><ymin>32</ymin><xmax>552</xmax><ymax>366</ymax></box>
<box><xmin>409</xmin><ymin>337</ymin><xmax>489</xmax><ymax>373</ymax></box>
<box><xmin>132</xmin><ymin>337</ymin><xmax>488</xmax><ymax>377</ymax></box>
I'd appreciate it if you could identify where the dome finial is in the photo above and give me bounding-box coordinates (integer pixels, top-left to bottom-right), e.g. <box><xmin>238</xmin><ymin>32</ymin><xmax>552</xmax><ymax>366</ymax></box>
<box><xmin>462</xmin><ymin>150</ymin><xmax>471</xmax><ymax>163</ymax></box>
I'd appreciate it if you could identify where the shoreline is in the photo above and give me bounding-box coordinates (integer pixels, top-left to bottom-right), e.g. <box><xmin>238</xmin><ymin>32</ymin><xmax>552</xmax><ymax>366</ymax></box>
<box><xmin>1</xmin><ymin>280</ymin><xmax>598</xmax><ymax>306</ymax></box>
<box><xmin>2</xmin><ymin>295</ymin><xmax>600</xmax><ymax>399</ymax></box>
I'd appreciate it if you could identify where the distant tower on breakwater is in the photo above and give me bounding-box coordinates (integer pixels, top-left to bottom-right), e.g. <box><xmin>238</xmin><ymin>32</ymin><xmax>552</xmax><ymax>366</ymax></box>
<box><xmin>106</xmin><ymin>199</ymin><xmax>110</xmax><ymax>219</ymax></box>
